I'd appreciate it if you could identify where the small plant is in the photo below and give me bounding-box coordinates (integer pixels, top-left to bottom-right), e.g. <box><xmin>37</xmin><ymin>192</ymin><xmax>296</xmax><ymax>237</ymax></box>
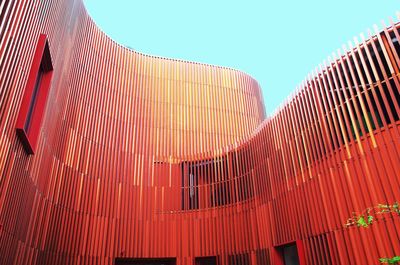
<box><xmin>379</xmin><ymin>256</ymin><xmax>400</xmax><ymax>264</ymax></box>
<box><xmin>345</xmin><ymin>207</ymin><xmax>374</xmax><ymax>228</ymax></box>
<box><xmin>378</xmin><ymin>202</ymin><xmax>400</xmax><ymax>216</ymax></box>
<box><xmin>345</xmin><ymin>202</ymin><xmax>400</xmax><ymax>228</ymax></box>
<box><xmin>344</xmin><ymin>202</ymin><xmax>399</xmax><ymax>264</ymax></box>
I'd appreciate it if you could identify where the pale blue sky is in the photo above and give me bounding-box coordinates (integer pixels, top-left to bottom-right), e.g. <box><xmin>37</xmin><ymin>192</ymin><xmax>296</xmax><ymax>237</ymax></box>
<box><xmin>83</xmin><ymin>0</ymin><xmax>398</xmax><ymax>114</ymax></box>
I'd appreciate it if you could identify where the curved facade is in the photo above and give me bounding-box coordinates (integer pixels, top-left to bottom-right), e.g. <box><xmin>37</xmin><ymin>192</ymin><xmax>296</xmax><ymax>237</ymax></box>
<box><xmin>0</xmin><ymin>1</ymin><xmax>399</xmax><ymax>264</ymax></box>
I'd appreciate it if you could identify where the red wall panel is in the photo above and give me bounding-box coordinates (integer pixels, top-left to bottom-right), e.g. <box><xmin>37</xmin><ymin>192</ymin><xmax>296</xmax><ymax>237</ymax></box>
<box><xmin>0</xmin><ymin>1</ymin><xmax>399</xmax><ymax>265</ymax></box>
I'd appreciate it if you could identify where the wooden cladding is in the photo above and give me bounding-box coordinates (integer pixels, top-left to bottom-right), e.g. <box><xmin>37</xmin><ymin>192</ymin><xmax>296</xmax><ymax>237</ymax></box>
<box><xmin>0</xmin><ymin>1</ymin><xmax>399</xmax><ymax>265</ymax></box>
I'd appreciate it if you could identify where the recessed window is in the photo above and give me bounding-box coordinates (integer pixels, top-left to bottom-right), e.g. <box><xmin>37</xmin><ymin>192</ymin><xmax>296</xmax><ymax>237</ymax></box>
<box><xmin>275</xmin><ymin>241</ymin><xmax>305</xmax><ymax>265</ymax></box>
<box><xmin>115</xmin><ymin>258</ymin><xmax>176</xmax><ymax>265</ymax></box>
<box><xmin>16</xmin><ymin>34</ymin><xmax>53</xmax><ymax>154</ymax></box>
<box><xmin>195</xmin><ymin>256</ymin><xmax>217</xmax><ymax>265</ymax></box>
<box><xmin>181</xmin><ymin>162</ymin><xmax>199</xmax><ymax>210</ymax></box>
<box><xmin>282</xmin><ymin>244</ymin><xmax>300</xmax><ymax>265</ymax></box>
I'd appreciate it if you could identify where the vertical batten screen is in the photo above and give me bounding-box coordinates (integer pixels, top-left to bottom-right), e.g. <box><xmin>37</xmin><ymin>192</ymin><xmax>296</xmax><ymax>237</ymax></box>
<box><xmin>0</xmin><ymin>1</ymin><xmax>399</xmax><ymax>264</ymax></box>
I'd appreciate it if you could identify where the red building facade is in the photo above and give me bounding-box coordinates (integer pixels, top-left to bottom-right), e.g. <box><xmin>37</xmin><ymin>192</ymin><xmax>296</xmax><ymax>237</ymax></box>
<box><xmin>0</xmin><ymin>1</ymin><xmax>399</xmax><ymax>264</ymax></box>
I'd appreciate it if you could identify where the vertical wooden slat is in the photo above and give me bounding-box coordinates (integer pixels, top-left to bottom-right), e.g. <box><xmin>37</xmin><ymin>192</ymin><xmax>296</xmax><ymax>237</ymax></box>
<box><xmin>0</xmin><ymin>2</ymin><xmax>400</xmax><ymax>265</ymax></box>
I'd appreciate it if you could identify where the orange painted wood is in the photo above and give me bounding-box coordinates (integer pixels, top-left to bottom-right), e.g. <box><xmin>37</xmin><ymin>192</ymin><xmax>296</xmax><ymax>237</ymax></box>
<box><xmin>0</xmin><ymin>1</ymin><xmax>399</xmax><ymax>265</ymax></box>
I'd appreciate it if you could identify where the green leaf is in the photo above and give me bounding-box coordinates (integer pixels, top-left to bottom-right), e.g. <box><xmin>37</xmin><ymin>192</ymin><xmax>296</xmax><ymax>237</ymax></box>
<box><xmin>391</xmin><ymin>256</ymin><xmax>400</xmax><ymax>262</ymax></box>
<box><xmin>357</xmin><ymin>216</ymin><xmax>368</xmax><ymax>227</ymax></box>
<box><xmin>380</xmin><ymin>257</ymin><xmax>389</xmax><ymax>263</ymax></box>
<box><xmin>379</xmin><ymin>256</ymin><xmax>400</xmax><ymax>264</ymax></box>
<box><xmin>394</xmin><ymin>202</ymin><xmax>400</xmax><ymax>215</ymax></box>
<box><xmin>367</xmin><ymin>215</ymin><xmax>374</xmax><ymax>224</ymax></box>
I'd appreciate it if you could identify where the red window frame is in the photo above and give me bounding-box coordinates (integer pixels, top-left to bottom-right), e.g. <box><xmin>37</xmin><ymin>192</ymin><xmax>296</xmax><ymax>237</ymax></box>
<box><xmin>16</xmin><ymin>34</ymin><xmax>53</xmax><ymax>154</ymax></box>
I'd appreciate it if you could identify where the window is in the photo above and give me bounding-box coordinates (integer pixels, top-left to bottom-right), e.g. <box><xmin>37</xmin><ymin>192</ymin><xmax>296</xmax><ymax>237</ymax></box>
<box><xmin>275</xmin><ymin>241</ymin><xmax>306</xmax><ymax>265</ymax></box>
<box><xmin>182</xmin><ymin>156</ymin><xmax>235</xmax><ymax>210</ymax></box>
<box><xmin>16</xmin><ymin>34</ymin><xmax>53</xmax><ymax>154</ymax></box>
<box><xmin>181</xmin><ymin>162</ymin><xmax>199</xmax><ymax>210</ymax></box>
<box><xmin>195</xmin><ymin>256</ymin><xmax>217</xmax><ymax>265</ymax></box>
<box><xmin>115</xmin><ymin>258</ymin><xmax>176</xmax><ymax>265</ymax></box>
<box><xmin>282</xmin><ymin>244</ymin><xmax>300</xmax><ymax>265</ymax></box>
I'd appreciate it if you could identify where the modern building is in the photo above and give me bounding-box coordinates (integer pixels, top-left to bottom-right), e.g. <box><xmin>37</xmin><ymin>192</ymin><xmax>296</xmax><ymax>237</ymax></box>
<box><xmin>0</xmin><ymin>1</ymin><xmax>399</xmax><ymax>264</ymax></box>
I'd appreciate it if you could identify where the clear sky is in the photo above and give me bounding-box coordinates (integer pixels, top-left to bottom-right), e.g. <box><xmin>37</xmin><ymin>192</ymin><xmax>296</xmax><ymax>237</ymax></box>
<box><xmin>83</xmin><ymin>0</ymin><xmax>399</xmax><ymax>115</ymax></box>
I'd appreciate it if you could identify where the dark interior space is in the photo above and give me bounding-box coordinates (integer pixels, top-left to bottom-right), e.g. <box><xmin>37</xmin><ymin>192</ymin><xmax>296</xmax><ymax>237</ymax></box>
<box><xmin>115</xmin><ymin>258</ymin><xmax>176</xmax><ymax>265</ymax></box>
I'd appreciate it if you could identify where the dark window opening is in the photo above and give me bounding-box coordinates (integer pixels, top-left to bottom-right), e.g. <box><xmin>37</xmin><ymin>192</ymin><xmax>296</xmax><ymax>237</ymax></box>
<box><xmin>388</xmin><ymin>79</ymin><xmax>400</xmax><ymax>121</ymax></box>
<box><xmin>350</xmin><ymin>108</ymin><xmax>383</xmax><ymax>138</ymax></box>
<box><xmin>368</xmin><ymin>41</ymin><xmax>385</xmax><ymax>81</ymax></box>
<box><xmin>375</xmin><ymin>85</ymin><xmax>391</xmax><ymax>124</ymax></box>
<box><xmin>342</xmin><ymin>59</ymin><xmax>355</xmax><ymax>90</ymax></box>
<box><xmin>181</xmin><ymin>153</ymin><xmax>256</xmax><ymax>210</ymax></box>
<box><xmin>0</xmin><ymin>0</ymin><xmax>13</xmax><ymax>41</ymax></box>
<box><xmin>212</xmin><ymin>180</ymin><xmax>231</xmax><ymax>207</ymax></box>
<box><xmin>181</xmin><ymin>161</ymin><xmax>200</xmax><ymax>210</ymax></box>
<box><xmin>276</xmin><ymin>243</ymin><xmax>302</xmax><ymax>265</ymax></box>
<box><xmin>376</xmin><ymin>37</ymin><xmax>391</xmax><ymax>78</ymax></box>
<box><xmin>367</xmin><ymin>87</ymin><xmax>385</xmax><ymax>127</ymax></box>
<box><xmin>283</xmin><ymin>245</ymin><xmax>300</xmax><ymax>265</ymax></box>
<box><xmin>195</xmin><ymin>256</ymin><xmax>217</xmax><ymax>265</ymax></box>
<box><xmin>181</xmin><ymin>158</ymin><xmax>225</xmax><ymax>210</ymax></box>
<box><xmin>361</xmin><ymin>44</ymin><xmax>377</xmax><ymax>83</ymax></box>
<box><xmin>188</xmin><ymin>169</ymin><xmax>198</xmax><ymax>209</ymax></box>
<box><xmin>375</xmin><ymin>80</ymin><xmax>400</xmax><ymax>123</ymax></box>
<box><xmin>115</xmin><ymin>258</ymin><xmax>176</xmax><ymax>265</ymax></box>
<box><xmin>348</xmin><ymin>54</ymin><xmax>362</xmax><ymax>86</ymax></box>
<box><xmin>363</xmin><ymin>91</ymin><xmax>384</xmax><ymax>131</ymax></box>
<box><xmin>354</xmin><ymin>50</ymin><xmax>368</xmax><ymax>85</ymax></box>
<box><xmin>353</xmin><ymin>92</ymin><xmax>367</xmax><ymax>136</ymax></box>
